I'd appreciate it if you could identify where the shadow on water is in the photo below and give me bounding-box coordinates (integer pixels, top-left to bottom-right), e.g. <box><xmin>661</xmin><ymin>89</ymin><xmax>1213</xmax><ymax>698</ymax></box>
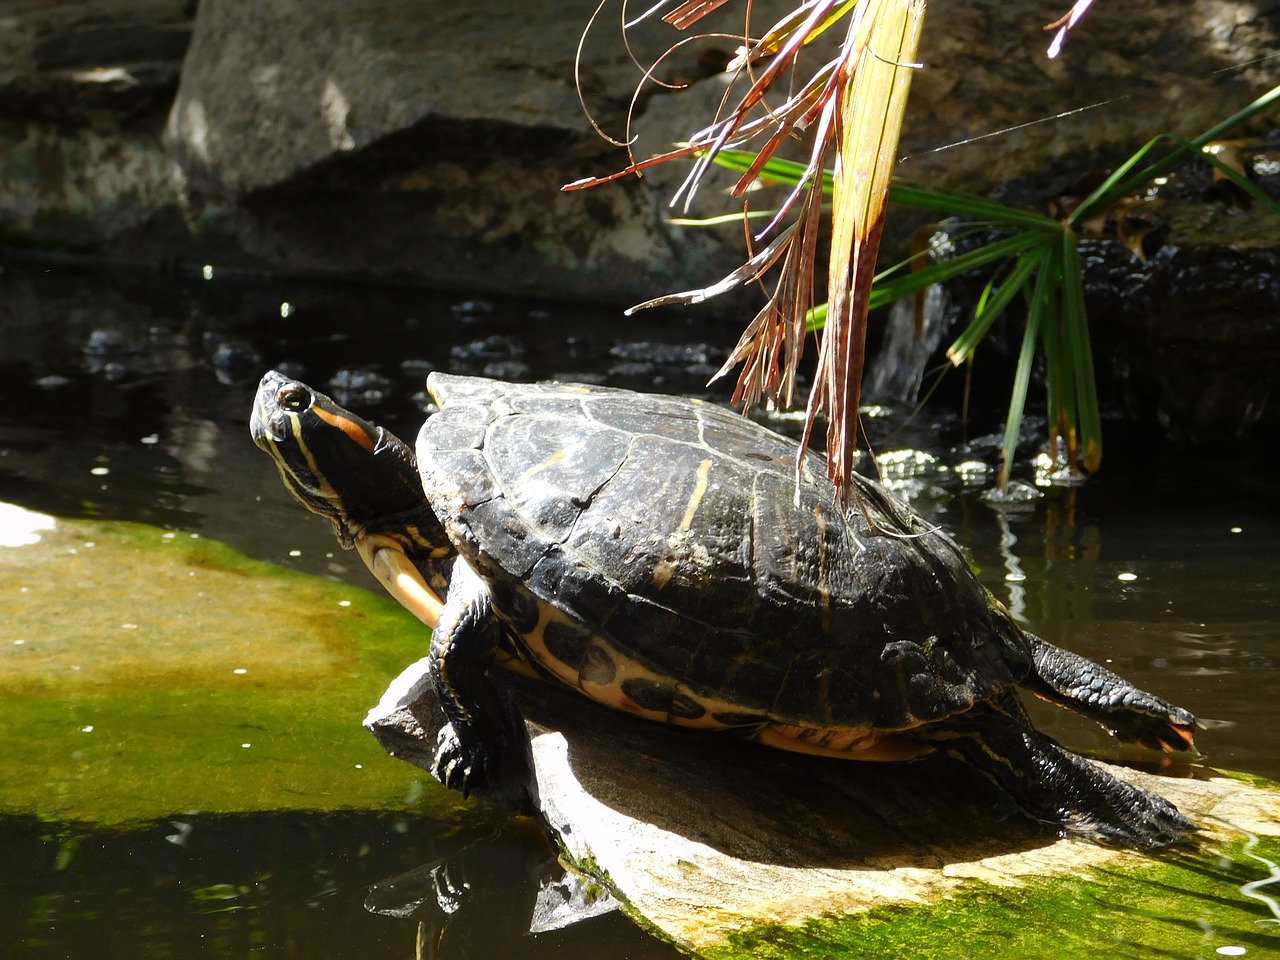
<box><xmin>2</xmin><ymin>257</ymin><xmax>1279</xmax><ymax>958</ymax></box>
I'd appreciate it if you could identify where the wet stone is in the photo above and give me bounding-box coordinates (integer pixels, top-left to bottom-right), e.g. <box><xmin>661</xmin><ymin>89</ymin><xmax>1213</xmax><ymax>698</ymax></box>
<box><xmin>399</xmin><ymin>358</ymin><xmax>436</xmax><ymax>381</ymax></box>
<box><xmin>450</xmin><ymin>299</ymin><xmax>495</xmax><ymax>318</ymax></box>
<box><xmin>606</xmin><ymin>361</ymin><xmax>657</xmax><ymax>380</ymax></box>
<box><xmin>482</xmin><ymin>359</ymin><xmax>533</xmax><ymax>381</ymax></box>
<box><xmin>85</xmin><ymin>326</ymin><xmax>145</xmax><ymax>357</ymax></box>
<box><xmin>366</xmin><ymin>660</ymin><xmax>1280</xmax><ymax>960</ymax></box>
<box><xmin>451</xmin><ymin>335</ymin><xmax>525</xmax><ymax>365</ymax></box>
<box><xmin>608</xmin><ymin>342</ymin><xmax>713</xmax><ymax>366</ymax></box>
<box><xmin>210</xmin><ymin>339</ymin><xmax>263</xmax><ymax>386</ymax></box>
<box><xmin>328</xmin><ymin>368</ymin><xmax>392</xmax><ymax>408</ymax></box>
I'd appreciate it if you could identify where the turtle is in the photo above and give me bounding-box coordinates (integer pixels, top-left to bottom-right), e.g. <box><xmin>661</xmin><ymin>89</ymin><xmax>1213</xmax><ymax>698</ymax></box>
<box><xmin>250</xmin><ymin>369</ymin><xmax>1200</xmax><ymax>848</ymax></box>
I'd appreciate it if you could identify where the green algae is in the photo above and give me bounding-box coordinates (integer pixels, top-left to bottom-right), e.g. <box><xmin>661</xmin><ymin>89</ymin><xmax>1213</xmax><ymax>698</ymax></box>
<box><xmin>700</xmin><ymin>834</ymin><xmax>1280</xmax><ymax>960</ymax></box>
<box><xmin>0</xmin><ymin>512</ymin><xmax>477</xmax><ymax>826</ymax></box>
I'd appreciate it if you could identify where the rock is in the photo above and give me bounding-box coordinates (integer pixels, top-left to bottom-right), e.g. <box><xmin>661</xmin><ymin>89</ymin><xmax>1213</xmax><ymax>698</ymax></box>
<box><xmin>0</xmin><ymin>1</ymin><xmax>191</xmax><ymax>247</ymax></box>
<box><xmin>868</xmin><ymin>153</ymin><xmax>1280</xmax><ymax>442</ymax></box>
<box><xmin>4</xmin><ymin>1</ymin><xmax>1278</xmax><ymax>304</ymax></box>
<box><xmin>156</xmin><ymin>0</ymin><xmax>756</xmax><ymax>299</ymax></box>
<box><xmin>896</xmin><ymin>0</ymin><xmax>1278</xmax><ymax>195</ymax></box>
<box><xmin>1079</xmin><ymin>159</ymin><xmax>1280</xmax><ymax>442</ymax></box>
<box><xmin>0</xmin><ymin>0</ymin><xmax>190</xmax><ymax>122</ymax></box>
<box><xmin>0</xmin><ymin>510</ymin><xmax>451</xmax><ymax>825</ymax></box>
<box><xmin>366</xmin><ymin>656</ymin><xmax>1280</xmax><ymax>957</ymax></box>
<box><xmin>165</xmin><ymin>0</ymin><xmax>632</xmax><ymax>197</ymax></box>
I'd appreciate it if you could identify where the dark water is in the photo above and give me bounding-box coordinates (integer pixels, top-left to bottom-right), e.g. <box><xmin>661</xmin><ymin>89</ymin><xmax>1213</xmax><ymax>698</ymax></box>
<box><xmin>2</xmin><ymin>811</ymin><xmax>673</xmax><ymax>959</ymax></box>
<box><xmin>1</xmin><ymin>257</ymin><xmax>1277</xmax><ymax>958</ymax></box>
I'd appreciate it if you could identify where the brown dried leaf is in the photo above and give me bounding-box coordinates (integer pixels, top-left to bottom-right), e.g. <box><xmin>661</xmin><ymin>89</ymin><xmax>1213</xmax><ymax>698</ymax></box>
<box><xmin>663</xmin><ymin>0</ymin><xmax>735</xmax><ymax>30</ymax></box>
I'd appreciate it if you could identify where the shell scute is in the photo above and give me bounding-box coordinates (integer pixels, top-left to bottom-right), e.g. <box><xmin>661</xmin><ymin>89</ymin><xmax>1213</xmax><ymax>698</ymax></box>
<box><xmin>417</xmin><ymin>400</ymin><xmax>494</xmax><ymax>452</ymax></box>
<box><xmin>565</xmin><ymin>439</ymin><xmax>755</xmax><ymax>625</ymax></box>
<box><xmin>582</xmin><ymin>394</ymin><xmax>705</xmax><ymax>445</ymax></box>
<box><xmin>484</xmin><ymin>414</ymin><xmax>628</xmax><ymax>543</ymax></box>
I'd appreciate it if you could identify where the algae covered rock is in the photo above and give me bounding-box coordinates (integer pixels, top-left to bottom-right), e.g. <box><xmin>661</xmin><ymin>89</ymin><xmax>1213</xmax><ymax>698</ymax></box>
<box><xmin>0</xmin><ymin>505</ymin><xmax>449</xmax><ymax>825</ymax></box>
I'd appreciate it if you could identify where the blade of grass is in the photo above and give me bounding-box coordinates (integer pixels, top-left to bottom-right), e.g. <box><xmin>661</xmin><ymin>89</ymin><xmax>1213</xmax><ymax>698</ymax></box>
<box><xmin>1073</xmin><ymin>82</ymin><xmax>1280</xmax><ymax>224</ymax></box>
<box><xmin>998</xmin><ymin>246</ymin><xmax>1056</xmax><ymax>486</ymax></box>
<box><xmin>1038</xmin><ymin>267</ymin><xmax>1066</xmax><ymax>465</ymax></box>
<box><xmin>888</xmin><ymin>182</ymin><xmax>1061</xmax><ymax>228</ymax></box>
<box><xmin>871</xmin><ymin>219</ymin><xmax>1043</xmax><ymax>283</ymax></box>
<box><xmin>946</xmin><ymin>244</ymin><xmax>1050</xmax><ymax>365</ymax></box>
<box><xmin>710</xmin><ymin>148</ymin><xmax>829</xmax><ymax>189</ymax></box>
<box><xmin>1186</xmin><ymin>81</ymin><xmax>1280</xmax><ymax>149</ymax></box>
<box><xmin>1048</xmin><ymin>300</ymin><xmax>1080</xmax><ymax>470</ymax></box>
<box><xmin>711</xmin><ymin>148</ymin><xmax>1064</xmax><ymax>229</ymax></box>
<box><xmin>1195</xmin><ymin>146</ymin><xmax>1280</xmax><ymax>214</ymax></box>
<box><xmin>869</xmin><ymin>229</ymin><xmax>1049</xmax><ymax>309</ymax></box>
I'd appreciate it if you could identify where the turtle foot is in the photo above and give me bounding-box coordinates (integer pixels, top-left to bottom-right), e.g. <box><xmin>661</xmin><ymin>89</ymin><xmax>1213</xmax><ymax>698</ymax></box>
<box><xmin>431</xmin><ymin>722</ymin><xmax>478</xmax><ymax>793</ymax></box>
<box><xmin>432</xmin><ymin>712</ymin><xmax>534</xmax><ymax>815</ymax></box>
<box><xmin>933</xmin><ymin>700</ymin><xmax>1197</xmax><ymax>850</ymax></box>
<box><xmin>1059</xmin><ymin>771</ymin><xmax>1197</xmax><ymax>851</ymax></box>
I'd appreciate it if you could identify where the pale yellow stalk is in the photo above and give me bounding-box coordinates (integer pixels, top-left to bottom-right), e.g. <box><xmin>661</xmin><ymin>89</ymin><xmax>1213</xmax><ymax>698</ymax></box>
<box><xmin>805</xmin><ymin>0</ymin><xmax>925</xmax><ymax>493</ymax></box>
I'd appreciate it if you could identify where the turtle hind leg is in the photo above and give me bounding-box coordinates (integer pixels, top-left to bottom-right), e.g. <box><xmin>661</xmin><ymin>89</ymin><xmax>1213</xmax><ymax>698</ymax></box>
<box><xmin>1023</xmin><ymin>633</ymin><xmax>1199</xmax><ymax>753</ymax></box>
<box><xmin>428</xmin><ymin>563</ymin><xmax>534</xmax><ymax>813</ymax></box>
<box><xmin>928</xmin><ymin>697</ymin><xmax>1196</xmax><ymax>850</ymax></box>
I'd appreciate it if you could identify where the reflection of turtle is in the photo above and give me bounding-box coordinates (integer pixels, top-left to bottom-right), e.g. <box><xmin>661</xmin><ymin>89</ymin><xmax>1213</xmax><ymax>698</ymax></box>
<box><xmin>251</xmin><ymin>370</ymin><xmax>1198</xmax><ymax>848</ymax></box>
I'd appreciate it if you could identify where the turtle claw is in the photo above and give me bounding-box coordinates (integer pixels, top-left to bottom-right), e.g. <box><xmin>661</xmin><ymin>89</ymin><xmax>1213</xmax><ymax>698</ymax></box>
<box><xmin>431</xmin><ymin>718</ymin><xmax>535</xmax><ymax>814</ymax></box>
<box><xmin>431</xmin><ymin>722</ymin><xmax>477</xmax><ymax>795</ymax></box>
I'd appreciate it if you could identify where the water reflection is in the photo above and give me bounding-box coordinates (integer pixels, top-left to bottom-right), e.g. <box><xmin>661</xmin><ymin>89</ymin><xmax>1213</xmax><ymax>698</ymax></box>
<box><xmin>1238</xmin><ymin>832</ymin><xmax>1280</xmax><ymax>925</ymax></box>
<box><xmin>993</xmin><ymin>507</ymin><xmax>1030</xmax><ymax>621</ymax></box>
<box><xmin>364</xmin><ymin>819</ymin><xmax>658</xmax><ymax>960</ymax></box>
<box><xmin>0</xmin><ymin>812</ymin><xmax>678</xmax><ymax>960</ymax></box>
<box><xmin>4</xmin><ymin>812</ymin><xmax>447</xmax><ymax>957</ymax></box>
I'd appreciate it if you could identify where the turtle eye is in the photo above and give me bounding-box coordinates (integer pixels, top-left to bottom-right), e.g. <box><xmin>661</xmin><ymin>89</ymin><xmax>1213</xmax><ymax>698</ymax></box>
<box><xmin>278</xmin><ymin>385</ymin><xmax>311</xmax><ymax>412</ymax></box>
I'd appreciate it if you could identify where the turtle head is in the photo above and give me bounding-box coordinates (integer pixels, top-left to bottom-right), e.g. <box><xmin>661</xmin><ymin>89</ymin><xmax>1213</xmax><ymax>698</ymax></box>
<box><xmin>251</xmin><ymin>370</ymin><xmax>437</xmax><ymax>550</ymax></box>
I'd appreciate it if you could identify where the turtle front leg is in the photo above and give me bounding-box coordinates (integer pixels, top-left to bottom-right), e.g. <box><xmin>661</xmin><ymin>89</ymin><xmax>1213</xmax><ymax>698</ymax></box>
<box><xmin>428</xmin><ymin>561</ymin><xmax>533</xmax><ymax>812</ymax></box>
<box><xmin>1023</xmin><ymin>633</ymin><xmax>1199</xmax><ymax>752</ymax></box>
<box><xmin>359</xmin><ymin>533</ymin><xmax>446</xmax><ymax>627</ymax></box>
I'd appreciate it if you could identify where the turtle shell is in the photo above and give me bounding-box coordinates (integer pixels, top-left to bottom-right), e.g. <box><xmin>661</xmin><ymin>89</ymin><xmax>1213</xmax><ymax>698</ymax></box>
<box><xmin>417</xmin><ymin>374</ymin><xmax>1030</xmax><ymax>740</ymax></box>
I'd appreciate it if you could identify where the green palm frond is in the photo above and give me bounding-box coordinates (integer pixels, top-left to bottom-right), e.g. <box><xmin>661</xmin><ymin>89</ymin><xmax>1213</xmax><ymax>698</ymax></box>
<box><xmin>705</xmin><ymin>82</ymin><xmax>1280</xmax><ymax>486</ymax></box>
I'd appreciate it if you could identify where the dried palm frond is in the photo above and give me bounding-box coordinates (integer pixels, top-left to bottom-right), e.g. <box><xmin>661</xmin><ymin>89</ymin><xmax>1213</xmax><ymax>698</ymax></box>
<box><xmin>567</xmin><ymin>0</ymin><xmax>927</xmax><ymax>500</ymax></box>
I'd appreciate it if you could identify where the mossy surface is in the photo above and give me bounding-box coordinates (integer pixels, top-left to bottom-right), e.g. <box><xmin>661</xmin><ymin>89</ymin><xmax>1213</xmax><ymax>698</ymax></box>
<box><xmin>0</xmin><ymin>513</ymin><xmax>476</xmax><ymax>826</ymax></box>
<box><xmin>699</xmin><ymin>833</ymin><xmax>1280</xmax><ymax>960</ymax></box>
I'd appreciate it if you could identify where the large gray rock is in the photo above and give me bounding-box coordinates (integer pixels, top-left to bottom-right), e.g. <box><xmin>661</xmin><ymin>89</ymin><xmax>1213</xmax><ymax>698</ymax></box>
<box><xmin>155</xmin><ymin>0</ymin><xmax>765</xmax><ymax>299</ymax></box>
<box><xmin>4</xmin><ymin>0</ymin><xmax>1277</xmax><ymax>303</ymax></box>
<box><xmin>0</xmin><ymin>1</ymin><xmax>190</xmax><ymax>244</ymax></box>
<box><xmin>0</xmin><ymin>0</ymin><xmax>190</xmax><ymax>119</ymax></box>
<box><xmin>898</xmin><ymin>0</ymin><xmax>1278</xmax><ymax>192</ymax></box>
<box><xmin>165</xmin><ymin>0</ymin><xmax>634</xmax><ymax>197</ymax></box>
<box><xmin>164</xmin><ymin>0</ymin><xmax>1280</xmax><ymax>201</ymax></box>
